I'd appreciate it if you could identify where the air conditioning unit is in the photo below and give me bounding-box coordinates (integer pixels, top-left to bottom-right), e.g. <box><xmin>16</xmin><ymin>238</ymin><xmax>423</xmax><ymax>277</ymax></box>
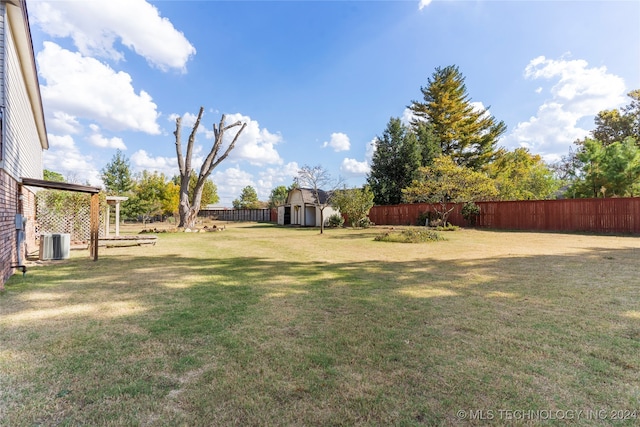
<box><xmin>40</xmin><ymin>233</ymin><xmax>71</xmax><ymax>260</ymax></box>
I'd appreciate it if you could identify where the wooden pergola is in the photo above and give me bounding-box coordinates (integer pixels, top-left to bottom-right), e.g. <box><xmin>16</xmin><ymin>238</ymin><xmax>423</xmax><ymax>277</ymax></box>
<box><xmin>21</xmin><ymin>177</ymin><xmax>102</xmax><ymax>261</ymax></box>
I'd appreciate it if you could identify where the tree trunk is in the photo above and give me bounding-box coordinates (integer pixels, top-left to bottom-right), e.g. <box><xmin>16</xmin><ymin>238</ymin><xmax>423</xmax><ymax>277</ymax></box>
<box><xmin>174</xmin><ymin>107</ymin><xmax>246</xmax><ymax>229</ymax></box>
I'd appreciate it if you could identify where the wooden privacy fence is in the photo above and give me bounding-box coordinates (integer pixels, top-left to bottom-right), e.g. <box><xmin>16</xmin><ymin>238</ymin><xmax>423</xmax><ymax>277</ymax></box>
<box><xmin>368</xmin><ymin>198</ymin><xmax>640</xmax><ymax>234</ymax></box>
<box><xmin>199</xmin><ymin>208</ymin><xmax>277</xmax><ymax>222</ymax></box>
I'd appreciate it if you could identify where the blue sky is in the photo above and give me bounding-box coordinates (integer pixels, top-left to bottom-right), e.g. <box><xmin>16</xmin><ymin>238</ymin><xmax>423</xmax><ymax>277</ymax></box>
<box><xmin>28</xmin><ymin>0</ymin><xmax>640</xmax><ymax>206</ymax></box>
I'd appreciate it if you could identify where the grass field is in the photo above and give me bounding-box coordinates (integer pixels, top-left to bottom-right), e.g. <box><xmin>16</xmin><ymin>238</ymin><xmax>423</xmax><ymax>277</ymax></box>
<box><xmin>1</xmin><ymin>223</ymin><xmax>640</xmax><ymax>426</ymax></box>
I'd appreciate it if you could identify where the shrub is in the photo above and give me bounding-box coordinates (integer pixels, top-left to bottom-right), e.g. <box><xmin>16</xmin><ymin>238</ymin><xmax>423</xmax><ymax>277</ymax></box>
<box><xmin>374</xmin><ymin>228</ymin><xmax>444</xmax><ymax>243</ymax></box>
<box><xmin>433</xmin><ymin>224</ymin><xmax>459</xmax><ymax>231</ymax></box>
<box><xmin>416</xmin><ymin>210</ymin><xmax>438</xmax><ymax>226</ymax></box>
<box><xmin>461</xmin><ymin>202</ymin><xmax>480</xmax><ymax>225</ymax></box>
<box><xmin>355</xmin><ymin>217</ymin><xmax>374</xmax><ymax>228</ymax></box>
<box><xmin>326</xmin><ymin>213</ymin><xmax>345</xmax><ymax>228</ymax></box>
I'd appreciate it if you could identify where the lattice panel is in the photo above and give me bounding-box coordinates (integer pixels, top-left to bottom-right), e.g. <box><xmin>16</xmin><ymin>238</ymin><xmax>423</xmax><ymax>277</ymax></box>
<box><xmin>35</xmin><ymin>191</ymin><xmax>105</xmax><ymax>243</ymax></box>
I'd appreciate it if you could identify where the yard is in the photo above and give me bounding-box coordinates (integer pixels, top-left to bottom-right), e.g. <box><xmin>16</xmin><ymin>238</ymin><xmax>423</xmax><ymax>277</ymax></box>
<box><xmin>1</xmin><ymin>223</ymin><xmax>640</xmax><ymax>426</ymax></box>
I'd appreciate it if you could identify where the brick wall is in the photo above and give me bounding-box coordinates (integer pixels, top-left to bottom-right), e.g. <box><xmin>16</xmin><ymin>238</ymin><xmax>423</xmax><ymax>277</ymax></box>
<box><xmin>0</xmin><ymin>169</ymin><xmax>36</xmax><ymax>288</ymax></box>
<box><xmin>0</xmin><ymin>168</ymin><xmax>18</xmax><ymax>288</ymax></box>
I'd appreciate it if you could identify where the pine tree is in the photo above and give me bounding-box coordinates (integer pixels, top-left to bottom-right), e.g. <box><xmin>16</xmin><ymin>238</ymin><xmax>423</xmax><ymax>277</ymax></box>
<box><xmin>409</xmin><ymin>65</ymin><xmax>506</xmax><ymax>169</ymax></box>
<box><xmin>101</xmin><ymin>149</ymin><xmax>134</xmax><ymax>194</ymax></box>
<box><xmin>366</xmin><ymin>117</ymin><xmax>422</xmax><ymax>205</ymax></box>
<box><xmin>233</xmin><ymin>186</ymin><xmax>261</xmax><ymax>209</ymax></box>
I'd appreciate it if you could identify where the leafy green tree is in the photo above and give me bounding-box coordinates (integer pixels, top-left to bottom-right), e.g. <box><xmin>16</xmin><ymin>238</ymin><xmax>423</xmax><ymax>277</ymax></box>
<box><xmin>233</xmin><ymin>186</ymin><xmax>261</xmax><ymax>209</ymax></box>
<box><xmin>402</xmin><ymin>156</ymin><xmax>498</xmax><ymax>225</ymax></box>
<box><xmin>409</xmin><ymin>65</ymin><xmax>506</xmax><ymax>169</ymax></box>
<box><xmin>43</xmin><ymin>170</ymin><xmax>65</xmax><ymax>182</ymax></box>
<box><xmin>188</xmin><ymin>172</ymin><xmax>218</xmax><ymax>209</ymax></box>
<box><xmin>366</xmin><ymin>117</ymin><xmax>422</xmax><ymax>205</ymax></box>
<box><xmin>570</xmin><ymin>138</ymin><xmax>640</xmax><ymax>197</ymax></box>
<box><xmin>163</xmin><ymin>181</ymin><xmax>180</xmax><ymax>220</ymax></box>
<box><xmin>592</xmin><ymin>109</ymin><xmax>636</xmax><ymax>146</ymax></box>
<box><xmin>128</xmin><ymin>171</ymin><xmax>170</xmax><ymax>224</ymax></box>
<box><xmin>590</xmin><ymin>90</ymin><xmax>640</xmax><ymax>146</ymax></box>
<box><xmin>331</xmin><ymin>185</ymin><xmax>375</xmax><ymax>227</ymax></box>
<box><xmin>485</xmin><ymin>148</ymin><xmax>559</xmax><ymax>200</ymax></box>
<box><xmin>268</xmin><ymin>185</ymin><xmax>289</xmax><ymax>208</ymax></box>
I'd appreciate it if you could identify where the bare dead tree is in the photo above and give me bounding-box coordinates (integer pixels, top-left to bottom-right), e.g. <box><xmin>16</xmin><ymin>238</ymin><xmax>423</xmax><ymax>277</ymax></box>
<box><xmin>297</xmin><ymin>165</ymin><xmax>343</xmax><ymax>234</ymax></box>
<box><xmin>174</xmin><ymin>107</ymin><xmax>246</xmax><ymax>228</ymax></box>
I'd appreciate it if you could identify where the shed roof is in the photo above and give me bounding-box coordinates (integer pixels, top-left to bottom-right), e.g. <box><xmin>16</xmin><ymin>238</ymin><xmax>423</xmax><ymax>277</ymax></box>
<box><xmin>290</xmin><ymin>188</ymin><xmax>332</xmax><ymax>205</ymax></box>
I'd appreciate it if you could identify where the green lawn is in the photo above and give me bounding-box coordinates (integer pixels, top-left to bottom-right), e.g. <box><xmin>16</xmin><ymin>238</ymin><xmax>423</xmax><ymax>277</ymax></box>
<box><xmin>2</xmin><ymin>223</ymin><xmax>640</xmax><ymax>426</ymax></box>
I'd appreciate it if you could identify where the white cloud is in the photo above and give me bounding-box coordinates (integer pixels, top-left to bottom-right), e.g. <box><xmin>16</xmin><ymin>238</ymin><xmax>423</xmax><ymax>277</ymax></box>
<box><xmin>37</xmin><ymin>42</ymin><xmax>161</xmax><ymax>134</ymax></box>
<box><xmin>87</xmin><ymin>125</ymin><xmax>127</xmax><ymax>150</ymax></box>
<box><xmin>340</xmin><ymin>138</ymin><xmax>376</xmax><ymax>177</ymax></box>
<box><xmin>341</xmin><ymin>158</ymin><xmax>369</xmax><ymax>176</ymax></box>
<box><xmin>401</xmin><ymin>107</ymin><xmax>418</xmax><ymax>126</ymax></box>
<box><xmin>173</xmin><ymin>110</ymin><xmax>216</xmax><ymax>140</ymax></box>
<box><xmin>44</xmin><ymin>134</ymin><xmax>102</xmax><ymax>186</ymax></box>
<box><xmin>48</xmin><ymin>111</ymin><xmax>81</xmax><ymax>135</ymax></box>
<box><xmin>524</xmin><ymin>56</ymin><xmax>626</xmax><ymax>115</ymax></box>
<box><xmin>256</xmin><ymin>162</ymin><xmax>300</xmax><ymax>199</ymax></box>
<box><xmin>418</xmin><ymin>0</ymin><xmax>433</xmax><ymax>10</ymax></box>
<box><xmin>210</xmin><ymin>166</ymin><xmax>257</xmax><ymax>206</ymax></box>
<box><xmin>222</xmin><ymin>113</ymin><xmax>283</xmax><ymax>166</ymax></box>
<box><xmin>501</xmin><ymin>55</ymin><xmax>627</xmax><ymax>161</ymax></box>
<box><xmin>30</xmin><ymin>0</ymin><xmax>196</xmax><ymax>72</ymax></box>
<box><xmin>130</xmin><ymin>150</ymin><xmax>177</xmax><ymax>177</ymax></box>
<box><xmin>87</xmin><ymin>134</ymin><xmax>126</xmax><ymax>150</ymax></box>
<box><xmin>365</xmin><ymin>138</ymin><xmax>377</xmax><ymax>163</ymax></box>
<box><xmin>322</xmin><ymin>132</ymin><xmax>351</xmax><ymax>152</ymax></box>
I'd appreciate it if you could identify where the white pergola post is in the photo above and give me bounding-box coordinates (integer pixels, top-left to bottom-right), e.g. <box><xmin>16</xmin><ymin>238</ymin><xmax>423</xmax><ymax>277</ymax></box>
<box><xmin>106</xmin><ymin>196</ymin><xmax>128</xmax><ymax>237</ymax></box>
<box><xmin>114</xmin><ymin>200</ymin><xmax>121</xmax><ymax>236</ymax></box>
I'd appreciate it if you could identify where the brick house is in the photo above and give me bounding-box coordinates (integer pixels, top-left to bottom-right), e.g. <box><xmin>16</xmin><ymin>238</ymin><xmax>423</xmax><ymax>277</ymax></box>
<box><xmin>0</xmin><ymin>0</ymin><xmax>49</xmax><ymax>288</ymax></box>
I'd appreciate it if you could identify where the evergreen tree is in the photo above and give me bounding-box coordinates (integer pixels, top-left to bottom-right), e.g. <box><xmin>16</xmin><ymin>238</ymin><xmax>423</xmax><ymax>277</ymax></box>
<box><xmin>101</xmin><ymin>150</ymin><xmax>134</xmax><ymax>194</ymax></box>
<box><xmin>366</xmin><ymin>117</ymin><xmax>422</xmax><ymax>205</ymax></box>
<box><xmin>414</xmin><ymin>121</ymin><xmax>440</xmax><ymax>167</ymax></box>
<box><xmin>233</xmin><ymin>186</ymin><xmax>261</xmax><ymax>209</ymax></box>
<box><xmin>409</xmin><ymin>65</ymin><xmax>506</xmax><ymax>169</ymax></box>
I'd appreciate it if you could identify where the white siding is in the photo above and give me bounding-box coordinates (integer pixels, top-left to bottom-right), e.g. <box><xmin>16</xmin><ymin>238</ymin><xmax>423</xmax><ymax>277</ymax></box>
<box><xmin>2</xmin><ymin>14</ymin><xmax>42</xmax><ymax>180</ymax></box>
<box><xmin>0</xmin><ymin>4</ymin><xmax>5</xmax><ymax>108</ymax></box>
<box><xmin>318</xmin><ymin>206</ymin><xmax>339</xmax><ymax>227</ymax></box>
<box><xmin>288</xmin><ymin>190</ymin><xmax>304</xmax><ymax>225</ymax></box>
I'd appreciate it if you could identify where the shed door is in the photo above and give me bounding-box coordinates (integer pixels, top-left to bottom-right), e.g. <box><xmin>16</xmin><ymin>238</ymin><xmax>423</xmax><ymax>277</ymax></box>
<box><xmin>284</xmin><ymin>206</ymin><xmax>291</xmax><ymax>225</ymax></box>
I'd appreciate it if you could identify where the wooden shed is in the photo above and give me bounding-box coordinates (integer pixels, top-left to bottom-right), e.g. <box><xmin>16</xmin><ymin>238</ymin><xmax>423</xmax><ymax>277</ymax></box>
<box><xmin>277</xmin><ymin>188</ymin><xmax>340</xmax><ymax>227</ymax></box>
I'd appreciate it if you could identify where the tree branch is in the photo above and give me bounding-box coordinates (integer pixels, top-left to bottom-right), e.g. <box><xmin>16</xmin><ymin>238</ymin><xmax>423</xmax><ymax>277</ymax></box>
<box><xmin>174</xmin><ymin>117</ymin><xmax>185</xmax><ymax>175</ymax></box>
<box><xmin>207</xmin><ymin>122</ymin><xmax>246</xmax><ymax>174</ymax></box>
<box><xmin>185</xmin><ymin>107</ymin><xmax>205</xmax><ymax>175</ymax></box>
